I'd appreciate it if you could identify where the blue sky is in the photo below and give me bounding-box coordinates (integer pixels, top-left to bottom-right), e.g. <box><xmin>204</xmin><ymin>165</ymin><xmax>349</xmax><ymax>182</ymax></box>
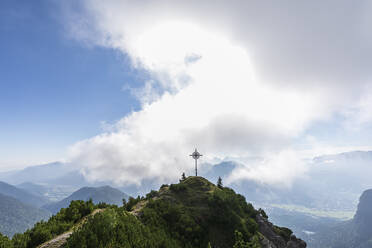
<box><xmin>0</xmin><ymin>0</ymin><xmax>142</xmax><ymax>169</ymax></box>
<box><xmin>2</xmin><ymin>0</ymin><xmax>372</xmax><ymax>186</ymax></box>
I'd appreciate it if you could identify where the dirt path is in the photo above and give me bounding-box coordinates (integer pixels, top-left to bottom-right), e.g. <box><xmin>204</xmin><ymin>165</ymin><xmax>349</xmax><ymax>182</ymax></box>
<box><xmin>38</xmin><ymin>231</ymin><xmax>73</xmax><ymax>248</ymax></box>
<box><xmin>37</xmin><ymin>208</ymin><xmax>105</xmax><ymax>248</ymax></box>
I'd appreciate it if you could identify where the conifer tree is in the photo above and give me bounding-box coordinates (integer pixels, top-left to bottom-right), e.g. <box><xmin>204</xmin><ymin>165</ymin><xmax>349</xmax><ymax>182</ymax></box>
<box><xmin>217</xmin><ymin>177</ymin><xmax>223</xmax><ymax>188</ymax></box>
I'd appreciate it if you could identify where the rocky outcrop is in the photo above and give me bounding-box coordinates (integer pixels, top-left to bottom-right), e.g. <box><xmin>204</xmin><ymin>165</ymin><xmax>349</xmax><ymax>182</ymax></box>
<box><xmin>256</xmin><ymin>215</ymin><xmax>306</xmax><ymax>248</ymax></box>
<box><xmin>286</xmin><ymin>235</ymin><xmax>306</xmax><ymax>248</ymax></box>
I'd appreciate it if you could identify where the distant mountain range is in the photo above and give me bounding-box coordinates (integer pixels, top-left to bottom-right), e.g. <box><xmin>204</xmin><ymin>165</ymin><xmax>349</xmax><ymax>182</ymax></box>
<box><xmin>0</xmin><ymin>180</ymin><xmax>128</xmax><ymax>237</ymax></box>
<box><xmin>0</xmin><ymin>162</ymin><xmax>76</xmax><ymax>185</ymax></box>
<box><xmin>0</xmin><ymin>162</ymin><xmax>139</xmax><ymax>201</ymax></box>
<box><xmin>0</xmin><ymin>193</ymin><xmax>50</xmax><ymax>237</ymax></box>
<box><xmin>43</xmin><ymin>185</ymin><xmax>129</xmax><ymax>214</ymax></box>
<box><xmin>0</xmin><ymin>181</ymin><xmax>49</xmax><ymax>207</ymax></box>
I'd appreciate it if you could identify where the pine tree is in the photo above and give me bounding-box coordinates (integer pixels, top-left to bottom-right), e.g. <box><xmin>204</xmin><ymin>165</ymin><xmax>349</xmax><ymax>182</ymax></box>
<box><xmin>217</xmin><ymin>177</ymin><xmax>223</xmax><ymax>188</ymax></box>
<box><xmin>258</xmin><ymin>208</ymin><xmax>268</xmax><ymax>219</ymax></box>
<box><xmin>180</xmin><ymin>172</ymin><xmax>186</xmax><ymax>182</ymax></box>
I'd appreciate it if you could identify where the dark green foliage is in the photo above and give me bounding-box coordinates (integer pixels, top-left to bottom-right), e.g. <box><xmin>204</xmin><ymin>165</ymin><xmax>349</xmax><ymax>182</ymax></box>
<box><xmin>160</xmin><ymin>184</ymin><xmax>169</xmax><ymax>189</ymax></box>
<box><xmin>96</xmin><ymin>202</ymin><xmax>112</xmax><ymax>209</ymax></box>
<box><xmin>273</xmin><ymin>226</ymin><xmax>293</xmax><ymax>242</ymax></box>
<box><xmin>181</xmin><ymin>172</ymin><xmax>186</xmax><ymax>181</ymax></box>
<box><xmin>123</xmin><ymin>196</ymin><xmax>142</xmax><ymax>211</ymax></box>
<box><xmin>207</xmin><ymin>187</ymin><xmax>258</xmax><ymax>246</ymax></box>
<box><xmin>233</xmin><ymin>230</ymin><xmax>261</xmax><ymax>248</ymax></box>
<box><xmin>169</xmin><ymin>183</ymin><xmax>187</xmax><ymax>192</ymax></box>
<box><xmin>64</xmin><ymin>177</ymin><xmax>263</xmax><ymax>248</ymax></box>
<box><xmin>11</xmin><ymin>233</ymin><xmax>29</xmax><ymax>248</ymax></box>
<box><xmin>140</xmin><ymin>199</ymin><xmax>203</xmax><ymax>247</ymax></box>
<box><xmin>217</xmin><ymin>177</ymin><xmax>223</xmax><ymax>188</ymax></box>
<box><xmin>66</xmin><ymin>208</ymin><xmax>178</xmax><ymax>248</ymax></box>
<box><xmin>9</xmin><ymin>199</ymin><xmax>95</xmax><ymax>248</ymax></box>
<box><xmin>139</xmin><ymin>177</ymin><xmax>259</xmax><ymax>248</ymax></box>
<box><xmin>0</xmin><ymin>233</ymin><xmax>13</xmax><ymax>248</ymax></box>
<box><xmin>146</xmin><ymin>190</ymin><xmax>159</xmax><ymax>199</ymax></box>
<box><xmin>258</xmin><ymin>208</ymin><xmax>268</xmax><ymax>219</ymax></box>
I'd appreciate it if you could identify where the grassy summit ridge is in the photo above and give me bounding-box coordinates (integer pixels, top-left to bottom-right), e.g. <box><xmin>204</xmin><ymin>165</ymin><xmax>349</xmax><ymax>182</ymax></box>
<box><xmin>67</xmin><ymin>176</ymin><xmax>297</xmax><ymax>248</ymax></box>
<box><xmin>140</xmin><ymin>176</ymin><xmax>260</xmax><ymax>247</ymax></box>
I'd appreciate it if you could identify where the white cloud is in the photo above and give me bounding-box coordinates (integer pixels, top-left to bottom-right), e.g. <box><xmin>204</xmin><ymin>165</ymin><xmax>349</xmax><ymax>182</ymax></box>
<box><xmin>65</xmin><ymin>0</ymin><xmax>372</xmax><ymax>187</ymax></box>
<box><xmin>226</xmin><ymin>150</ymin><xmax>308</xmax><ymax>188</ymax></box>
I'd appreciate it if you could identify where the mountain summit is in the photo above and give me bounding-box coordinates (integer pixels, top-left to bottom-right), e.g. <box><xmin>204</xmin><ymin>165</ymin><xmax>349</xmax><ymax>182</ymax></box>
<box><xmin>69</xmin><ymin>176</ymin><xmax>306</xmax><ymax>248</ymax></box>
<box><xmin>0</xmin><ymin>176</ymin><xmax>306</xmax><ymax>248</ymax></box>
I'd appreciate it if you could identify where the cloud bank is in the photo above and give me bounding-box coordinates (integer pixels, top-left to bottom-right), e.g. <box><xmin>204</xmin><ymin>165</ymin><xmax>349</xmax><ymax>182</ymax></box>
<box><xmin>65</xmin><ymin>0</ymin><xmax>372</xmax><ymax>186</ymax></box>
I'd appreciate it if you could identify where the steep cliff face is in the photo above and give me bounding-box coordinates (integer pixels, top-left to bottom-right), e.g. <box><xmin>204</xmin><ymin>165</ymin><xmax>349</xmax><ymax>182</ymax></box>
<box><xmin>353</xmin><ymin>189</ymin><xmax>372</xmax><ymax>239</ymax></box>
<box><xmin>256</xmin><ymin>215</ymin><xmax>306</xmax><ymax>248</ymax></box>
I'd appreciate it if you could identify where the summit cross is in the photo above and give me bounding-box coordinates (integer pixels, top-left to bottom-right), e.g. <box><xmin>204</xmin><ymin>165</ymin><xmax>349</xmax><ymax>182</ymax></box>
<box><xmin>190</xmin><ymin>148</ymin><xmax>203</xmax><ymax>176</ymax></box>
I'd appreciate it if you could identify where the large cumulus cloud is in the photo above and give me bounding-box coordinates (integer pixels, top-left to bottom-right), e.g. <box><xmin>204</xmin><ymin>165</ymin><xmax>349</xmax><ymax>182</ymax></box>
<box><xmin>64</xmin><ymin>0</ymin><xmax>372</xmax><ymax>186</ymax></box>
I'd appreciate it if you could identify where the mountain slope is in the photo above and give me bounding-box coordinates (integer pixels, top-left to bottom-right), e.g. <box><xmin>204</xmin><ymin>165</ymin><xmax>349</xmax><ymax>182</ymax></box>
<box><xmin>1</xmin><ymin>177</ymin><xmax>306</xmax><ymax>248</ymax></box>
<box><xmin>353</xmin><ymin>189</ymin><xmax>372</xmax><ymax>239</ymax></box>
<box><xmin>0</xmin><ymin>193</ymin><xmax>50</xmax><ymax>237</ymax></box>
<box><xmin>66</xmin><ymin>176</ymin><xmax>306</xmax><ymax>248</ymax></box>
<box><xmin>17</xmin><ymin>182</ymin><xmax>79</xmax><ymax>202</ymax></box>
<box><xmin>43</xmin><ymin>185</ymin><xmax>129</xmax><ymax>214</ymax></box>
<box><xmin>0</xmin><ymin>162</ymin><xmax>76</xmax><ymax>185</ymax></box>
<box><xmin>309</xmin><ymin>189</ymin><xmax>372</xmax><ymax>248</ymax></box>
<box><xmin>0</xmin><ymin>181</ymin><xmax>49</xmax><ymax>207</ymax></box>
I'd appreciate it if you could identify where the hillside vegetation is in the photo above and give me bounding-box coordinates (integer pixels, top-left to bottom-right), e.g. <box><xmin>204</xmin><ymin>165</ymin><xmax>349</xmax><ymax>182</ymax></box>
<box><xmin>0</xmin><ymin>177</ymin><xmax>305</xmax><ymax>248</ymax></box>
<box><xmin>66</xmin><ymin>177</ymin><xmax>304</xmax><ymax>248</ymax></box>
<box><xmin>0</xmin><ymin>199</ymin><xmax>106</xmax><ymax>248</ymax></box>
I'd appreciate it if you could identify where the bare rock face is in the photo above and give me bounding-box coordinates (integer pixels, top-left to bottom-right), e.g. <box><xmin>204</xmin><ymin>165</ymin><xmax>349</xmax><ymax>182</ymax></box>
<box><xmin>286</xmin><ymin>235</ymin><xmax>307</xmax><ymax>248</ymax></box>
<box><xmin>256</xmin><ymin>215</ymin><xmax>306</xmax><ymax>248</ymax></box>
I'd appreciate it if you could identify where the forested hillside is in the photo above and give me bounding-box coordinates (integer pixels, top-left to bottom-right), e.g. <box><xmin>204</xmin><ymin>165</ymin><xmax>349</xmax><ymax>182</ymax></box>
<box><xmin>0</xmin><ymin>177</ymin><xmax>306</xmax><ymax>248</ymax></box>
